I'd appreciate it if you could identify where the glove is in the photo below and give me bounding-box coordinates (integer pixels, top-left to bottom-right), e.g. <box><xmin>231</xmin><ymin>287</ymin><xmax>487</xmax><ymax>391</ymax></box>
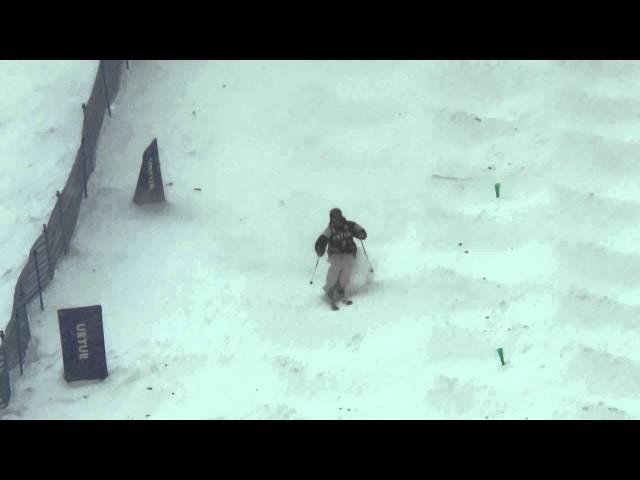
<box><xmin>350</xmin><ymin>223</ymin><xmax>367</xmax><ymax>240</ymax></box>
<box><xmin>353</xmin><ymin>229</ymin><xmax>367</xmax><ymax>240</ymax></box>
<box><xmin>315</xmin><ymin>235</ymin><xmax>328</xmax><ymax>257</ymax></box>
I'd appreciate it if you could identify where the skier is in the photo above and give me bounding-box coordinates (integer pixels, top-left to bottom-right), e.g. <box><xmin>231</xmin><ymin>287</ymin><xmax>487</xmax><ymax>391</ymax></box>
<box><xmin>314</xmin><ymin>208</ymin><xmax>367</xmax><ymax>308</ymax></box>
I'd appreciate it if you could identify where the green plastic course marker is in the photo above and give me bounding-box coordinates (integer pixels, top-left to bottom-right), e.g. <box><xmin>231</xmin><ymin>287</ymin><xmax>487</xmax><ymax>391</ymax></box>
<box><xmin>497</xmin><ymin>347</ymin><xmax>505</xmax><ymax>366</ymax></box>
<box><xmin>495</xmin><ymin>183</ymin><xmax>501</xmax><ymax>198</ymax></box>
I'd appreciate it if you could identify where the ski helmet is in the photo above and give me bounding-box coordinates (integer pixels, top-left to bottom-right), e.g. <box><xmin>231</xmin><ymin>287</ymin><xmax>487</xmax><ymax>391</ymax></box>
<box><xmin>330</xmin><ymin>208</ymin><xmax>343</xmax><ymax>220</ymax></box>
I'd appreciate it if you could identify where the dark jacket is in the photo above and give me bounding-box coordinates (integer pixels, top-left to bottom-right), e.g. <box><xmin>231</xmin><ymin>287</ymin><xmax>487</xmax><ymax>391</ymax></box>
<box><xmin>315</xmin><ymin>219</ymin><xmax>367</xmax><ymax>257</ymax></box>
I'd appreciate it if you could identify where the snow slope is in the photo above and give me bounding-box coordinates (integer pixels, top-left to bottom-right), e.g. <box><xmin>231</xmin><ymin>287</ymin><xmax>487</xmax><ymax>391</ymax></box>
<box><xmin>4</xmin><ymin>60</ymin><xmax>640</xmax><ymax>419</ymax></box>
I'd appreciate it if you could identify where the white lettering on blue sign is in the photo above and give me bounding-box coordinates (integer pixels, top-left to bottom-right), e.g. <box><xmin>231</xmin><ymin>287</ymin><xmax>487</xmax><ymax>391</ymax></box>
<box><xmin>76</xmin><ymin>323</ymin><xmax>89</xmax><ymax>360</ymax></box>
<box><xmin>147</xmin><ymin>157</ymin><xmax>155</xmax><ymax>190</ymax></box>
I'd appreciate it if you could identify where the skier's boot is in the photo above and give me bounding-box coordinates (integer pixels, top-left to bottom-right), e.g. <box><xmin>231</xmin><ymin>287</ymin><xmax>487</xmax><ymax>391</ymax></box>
<box><xmin>325</xmin><ymin>286</ymin><xmax>337</xmax><ymax>304</ymax></box>
<box><xmin>337</xmin><ymin>287</ymin><xmax>352</xmax><ymax>305</ymax></box>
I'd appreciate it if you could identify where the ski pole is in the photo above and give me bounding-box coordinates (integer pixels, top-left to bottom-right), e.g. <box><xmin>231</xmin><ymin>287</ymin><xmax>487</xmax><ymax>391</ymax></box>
<box><xmin>359</xmin><ymin>239</ymin><xmax>374</xmax><ymax>273</ymax></box>
<box><xmin>310</xmin><ymin>256</ymin><xmax>321</xmax><ymax>284</ymax></box>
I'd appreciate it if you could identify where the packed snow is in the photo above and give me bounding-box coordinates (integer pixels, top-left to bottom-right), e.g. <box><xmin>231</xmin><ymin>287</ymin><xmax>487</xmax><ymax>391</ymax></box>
<box><xmin>3</xmin><ymin>60</ymin><xmax>640</xmax><ymax>419</ymax></box>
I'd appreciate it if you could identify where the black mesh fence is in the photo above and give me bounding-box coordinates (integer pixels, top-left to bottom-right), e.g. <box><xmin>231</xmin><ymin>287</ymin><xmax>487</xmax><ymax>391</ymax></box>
<box><xmin>0</xmin><ymin>60</ymin><xmax>125</xmax><ymax>408</ymax></box>
<box><xmin>0</xmin><ymin>334</ymin><xmax>10</xmax><ymax>408</ymax></box>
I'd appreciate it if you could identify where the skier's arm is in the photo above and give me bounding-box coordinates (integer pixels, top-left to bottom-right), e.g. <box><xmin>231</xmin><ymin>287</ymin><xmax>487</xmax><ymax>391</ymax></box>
<box><xmin>351</xmin><ymin>223</ymin><xmax>367</xmax><ymax>240</ymax></box>
<box><xmin>315</xmin><ymin>228</ymin><xmax>330</xmax><ymax>256</ymax></box>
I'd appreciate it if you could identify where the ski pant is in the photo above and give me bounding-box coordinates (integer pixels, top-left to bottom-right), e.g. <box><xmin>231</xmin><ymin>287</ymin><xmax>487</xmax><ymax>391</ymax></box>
<box><xmin>324</xmin><ymin>253</ymin><xmax>355</xmax><ymax>297</ymax></box>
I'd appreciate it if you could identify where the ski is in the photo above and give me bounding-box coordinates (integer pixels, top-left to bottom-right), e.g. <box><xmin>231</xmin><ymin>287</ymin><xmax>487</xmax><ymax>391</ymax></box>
<box><xmin>324</xmin><ymin>293</ymin><xmax>350</xmax><ymax>310</ymax></box>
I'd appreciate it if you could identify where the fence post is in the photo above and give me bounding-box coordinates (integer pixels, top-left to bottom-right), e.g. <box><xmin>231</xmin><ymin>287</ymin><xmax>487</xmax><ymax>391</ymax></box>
<box><xmin>82</xmin><ymin>103</ymin><xmax>87</xmax><ymax>134</ymax></box>
<box><xmin>0</xmin><ymin>330</ymin><xmax>6</xmax><ymax>382</ymax></box>
<box><xmin>33</xmin><ymin>250</ymin><xmax>44</xmax><ymax>312</ymax></box>
<box><xmin>42</xmin><ymin>224</ymin><xmax>53</xmax><ymax>280</ymax></box>
<box><xmin>56</xmin><ymin>190</ymin><xmax>68</xmax><ymax>255</ymax></box>
<box><xmin>81</xmin><ymin>103</ymin><xmax>88</xmax><ymax>171</ymax></box>
<box><xmin>0</xmin><ymin>330</ymin><xmax>11</xmax><ymax>394</ymax></box>
<box><xmin>100</xmin><ymin>61</ymin><xmax>112</xmax><ymax>118</ymax></box>
<box><xmin>16</xmin><ymin>282</ymin><xmax>29</xmax><ymax>376</ymax></box>
<box><xmin>19</xmin><ymin>282</ymin><xmax>29</xmax><ymax>339</ymax></box>
<box><xmin>0</xmin><ymin>330</ymin><xmax>5</xmax><ymax>374</ymax></box>
<box><xmin>81</xmin><ymin>137</ymin><xmax>88</xmax><ymax>199</ymax></box>
<box><xmin>14</xmin><ymin>309</ymin><xmax>23</xmax><ymax>376</ymax></box>
<box><xmin>19</xmin><ymin>283</ymin><xmax>25</xmax><ymax>307</ymax></box>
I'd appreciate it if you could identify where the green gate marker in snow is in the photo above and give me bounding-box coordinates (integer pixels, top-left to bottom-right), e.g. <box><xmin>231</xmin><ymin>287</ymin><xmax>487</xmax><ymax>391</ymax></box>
<box><xmin>495</xmin><ymin>183</ymin><xmax>501</xmax><ymax>198</ymax></box>
<box><xmin>497</xmin><ymin>347</ymin><xmax>505</xmax><ymax>366</ymax></box>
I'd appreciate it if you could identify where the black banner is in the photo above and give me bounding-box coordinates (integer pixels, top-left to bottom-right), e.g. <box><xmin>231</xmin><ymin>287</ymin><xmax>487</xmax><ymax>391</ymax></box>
<box><xmin>58</xmin><ymin>305</ymin><xmax>108</xmax><ymax>382</ymax></box>
<box><xmin>133</xmin><ymin>138</ymin><xmax>165</xmax><ymax>204</ymax></box>
<box><xmin>0</xmin><ymin>342</ymin><xmax>10</xmax><ymax>409</ymax></box>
